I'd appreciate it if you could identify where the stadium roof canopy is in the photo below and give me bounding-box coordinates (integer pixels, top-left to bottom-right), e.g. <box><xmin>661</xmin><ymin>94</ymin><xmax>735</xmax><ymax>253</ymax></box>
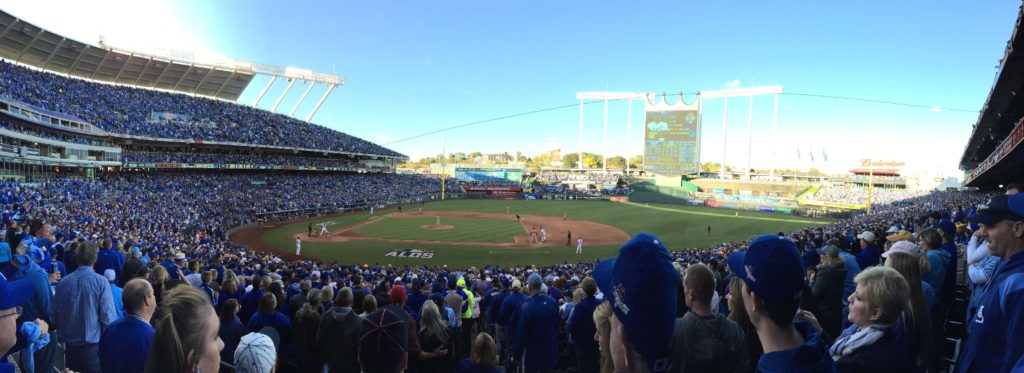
<box><xmin>960</xmin><ymin>4</ymin><xmax>1024</xmax><ymax>171</ymax></box>
<box><xmin>960</xmin><ymin>4</ymin><xmax>1024</xmax><ymax>187</ymax></box>
<box><xmin>0</xmin><ymin>9</ymin><xmax>342</xmax><ymax>106</ymax></box>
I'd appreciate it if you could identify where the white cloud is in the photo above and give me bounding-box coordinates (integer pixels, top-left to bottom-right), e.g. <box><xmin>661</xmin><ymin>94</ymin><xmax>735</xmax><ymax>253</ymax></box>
<box><xmin>723</xmin><ymin>79</ymin><xmax>741</xmax><ymax>88</ymax></box>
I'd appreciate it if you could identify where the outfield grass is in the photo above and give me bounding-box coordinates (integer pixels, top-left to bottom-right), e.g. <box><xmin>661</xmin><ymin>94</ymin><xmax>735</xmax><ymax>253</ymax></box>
<box><xmin>352</xmin><ymin>217</ymin><xmax>523</xmax><ymax>243</ymax></box>
<box><xmin>255</xmin><ymin>199</ymin><xmax>830</xmax><ymax>268</ymax></box>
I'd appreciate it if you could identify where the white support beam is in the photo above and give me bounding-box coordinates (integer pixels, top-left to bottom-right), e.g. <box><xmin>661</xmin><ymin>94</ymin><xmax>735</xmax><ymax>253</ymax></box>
<box><xmin>305</xmin><ymin>84</ymin><xmax>335</xmax><ymax>122</ymax></box>
<box><xmin>14</xmin><ymin>29</ymin><xmax>45</xmax><ymax>62</ymax></box>
<box><xmin>289</xmin><ymin>82</ymin><xmax>317</xmax><ymax>117</ymax></box>
<box><xmin>213</xmin><ymin>71</ymin><xmax>238</xmax><ymax>98</ymax></box>
<box><xmin>271</xmin><ymin>79</ymin><xmax>296</xmax><ymax>113</ymax></box>
<box><xmin>626</xmin><ymin>98</ymin><xmax>632</xmax><ymax>174</ymax></box>
<box><xmin>251</xmin><ymin>76</ymin><xmax>277</xmax><ymax>107</ymax></box>
<box><xmin>88</xmin><ymin>50</ymin><xmax>114</xmax><ymax>80</ymax></box>
<box><xmin>65</xmin><ymin>44</ymin><xmax>90</xmax><ymax>74</ymax></box>
<box><xmin>131</xmin><ymin>58</ymin><xmax>154</xmax><ymax>86</ymax></box>
<box><xmin>602</xmin><ymin>98</ymin><xmax>609</xmax><ymax>172</ymax></box>
<box><xmin>770</xmin><ymin>94</ymin><xmax>779</xmax><ymax>179</ymax></box>
<box><xmin>578</xmin><ymin>99</ymin><xmax>584</xmax><ymax>171</ymax></box>
<box><xmin>171</xmin><ymin>65</ymin><xmax>196</xmax><ymax>91</ymax></box>
<box><xmin>746</xmin><ymin>95</ymin><xmax>754</xmax><ymax>179</ymax></box>
<box><xmin>720</xmin><ymin>97</ymin><xmax>729</xmax><ymax>179</ymax></box>
<box><xmin>40</xmin><ymin>38</ymin><xmax>67</xmax><ymax>70</ymax></box>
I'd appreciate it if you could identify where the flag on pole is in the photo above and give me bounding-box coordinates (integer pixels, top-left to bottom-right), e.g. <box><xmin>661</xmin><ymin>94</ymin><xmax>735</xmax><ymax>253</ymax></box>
<box><xmin>822</xmin><ymin>148</ymin><xmax>828</xmax><ymax>162</ymax></box>
<box><xmin>797</xmin><ymin>147</ymin><xmax>801</xmax><ymax>160</ymax></box>
<box><xmin>809</xmin><ymin>146</ymin><xmax>815</xmax><ymax>162</ymax></box>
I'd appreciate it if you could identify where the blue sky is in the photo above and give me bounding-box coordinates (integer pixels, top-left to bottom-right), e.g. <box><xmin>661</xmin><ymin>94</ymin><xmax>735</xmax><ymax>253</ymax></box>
<box><xmin>1</xmin><ymin>0</ymin><xmax>1019</xmax><ymax>176</ymax></box>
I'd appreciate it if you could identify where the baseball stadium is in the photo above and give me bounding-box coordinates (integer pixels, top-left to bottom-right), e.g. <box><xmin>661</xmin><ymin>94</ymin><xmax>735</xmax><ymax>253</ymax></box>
<box><xmin>0</xmin><ymin>2</ymin><xmax>1023</xmax><ymax>373</ymax></box>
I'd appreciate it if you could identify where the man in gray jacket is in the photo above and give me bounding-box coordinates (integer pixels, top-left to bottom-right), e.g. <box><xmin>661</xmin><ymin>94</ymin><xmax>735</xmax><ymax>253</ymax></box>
<box><xmin>670</xmin><ymin>263</ymin><xmax>749</xmax><ymax>373</ymax></box>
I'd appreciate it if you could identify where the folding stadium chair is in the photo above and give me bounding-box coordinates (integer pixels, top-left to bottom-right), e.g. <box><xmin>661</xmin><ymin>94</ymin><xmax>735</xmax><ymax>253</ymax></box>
<box><xmin>939</xmin><ymin>337</ymin><xmax>961</xmax><ymax>373</ymax></box>
<box><xmin>944</xmin><ymin>319</ymin><xmax>967</xmax><ymax>340</ymax></box>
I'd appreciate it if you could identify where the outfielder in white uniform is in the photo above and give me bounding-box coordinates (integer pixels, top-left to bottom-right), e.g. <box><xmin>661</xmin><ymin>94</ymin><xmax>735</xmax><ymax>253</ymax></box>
<box><xmin>576</xmin><ymin>237</ymin><xmax>583</xmax><ymax>254</ymax></box>
<box><xmin>295</xmin><ymin>237</ymin><xmax>302</xmax><ymax>256</ymax></box>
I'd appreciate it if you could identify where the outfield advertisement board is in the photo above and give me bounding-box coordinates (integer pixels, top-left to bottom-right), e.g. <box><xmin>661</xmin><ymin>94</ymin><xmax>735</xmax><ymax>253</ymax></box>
<box><xmin>644</xmin><ymin>97</ymin><xmax>700</xmax><ymax>176</ymax></box>
<box><xmin>454</xmin><ymin>167</ymin><xmax>523</xmax><ymax>182</ymax></box>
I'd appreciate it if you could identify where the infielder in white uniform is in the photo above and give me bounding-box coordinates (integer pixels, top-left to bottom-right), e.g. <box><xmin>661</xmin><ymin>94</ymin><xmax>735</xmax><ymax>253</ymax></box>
<box><xmin>295</xmin><ymin>237</ymin><xmax>302</xmax><ymax>256</ymax></box>
<box><xmin>540</xmin><ymin>227</ymin><xmax>546</xmax><ymax>243</ymax></box>
<box><xmin>576</xmin><ymin>237</ymin><xmax>583</xmax><ymax>254</ymax></box>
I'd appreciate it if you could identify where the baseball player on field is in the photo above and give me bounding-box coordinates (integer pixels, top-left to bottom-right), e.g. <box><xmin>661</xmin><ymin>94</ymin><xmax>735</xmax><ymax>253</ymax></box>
<box><xmin>529</xmin><ymin>227</ymin><xmax>539</xmax><ymax>244</ymax></box>
<box><xmin>540</xmin><ymin>227</ymin><xmax>546</xmax><ymax>243</ymax></box>
<box><xmin>319</xmin><ymin>222</ymin><xmax>329</xmax><ymax>236</ymax></box>
<box><xmin>295</xmin><ymin>237</ymin><xmax>302</xmax><ymax>256</ymax></box>
<box><xmin>576</xmin><ymin>237</ymin><xmax>583</xmax><ymax>254</ymax></box>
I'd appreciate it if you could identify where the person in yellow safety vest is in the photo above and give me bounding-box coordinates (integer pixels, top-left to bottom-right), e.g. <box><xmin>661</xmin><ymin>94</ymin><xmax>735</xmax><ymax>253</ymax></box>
<box><xmin>457</xmin><ymin>275</ymin><xmax>476</xmax><ymax>359</ymax></box>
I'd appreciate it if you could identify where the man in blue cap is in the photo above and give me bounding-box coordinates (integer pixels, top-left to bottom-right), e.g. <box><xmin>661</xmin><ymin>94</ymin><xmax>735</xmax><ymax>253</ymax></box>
<box><xmin>10</xmin><ymin>245</ymin><xmax>56</xmax><ymax>373</ymax></box>
<box><xmin>959</xmin><ymin>193</ymin><xmax>1024</xmax><ymax>372</ymax></box>
<box><xmin>1</xmin><ymin>271</ymin><xmax>37</xmax><ymax>373</ymax></box>
<box><xmin>593</xmin><ymin>232</ymin><xmax>680</xmax><ymax>372</ymax></box>
<box><xmin>726</xmin><ymin>234</ymin><xmax>834</xmax><ymax>372</ymax></box>
<box><xmin>513</xmin><ymin>272</ymin><xmax>558</xmax><ymax>373</ymax></box>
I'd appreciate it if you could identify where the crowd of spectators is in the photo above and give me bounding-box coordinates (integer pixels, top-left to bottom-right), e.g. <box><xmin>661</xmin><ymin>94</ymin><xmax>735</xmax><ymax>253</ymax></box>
<box><xmin>121</xmin><ymin>150</ymin><xmax>362</xmax><ymax>169</ymax></box>
<box><xmin>0</xmin><ymin>175</ymin><xmax>1021</xmax><ymax>373</ymax></box>
<box><xmin>0</xmin><ymin>120</ymin><xmax>111</xmax><ymax>147</ymax></box>
<box><xmin>813</xmin><ymin>184</ymin><xmax>923</xmax><ymax>205</ymax></box>
<box><xmin>537</xmin><ymin>171</ymin><xmax>622</xmax><ymax>184</ymax></box>
<box><xmin>0</xmin><ymin>60</ymin><xmax>402</xmax><ymax>157</ymax></box>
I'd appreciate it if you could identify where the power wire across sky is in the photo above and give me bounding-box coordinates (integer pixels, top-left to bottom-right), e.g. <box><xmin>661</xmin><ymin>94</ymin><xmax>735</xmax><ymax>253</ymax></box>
<box><xmin>382</xmin><ymin>92</ymin><xmax>980</xmax><ymax>146</ymax></box>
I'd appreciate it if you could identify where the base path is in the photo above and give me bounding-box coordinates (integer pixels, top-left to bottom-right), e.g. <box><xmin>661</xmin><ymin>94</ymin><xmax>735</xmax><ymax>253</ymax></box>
<box><xmin>230</xmin><ymin>211</ymin><xmax>630</xmax><ymax>256</ymax></box>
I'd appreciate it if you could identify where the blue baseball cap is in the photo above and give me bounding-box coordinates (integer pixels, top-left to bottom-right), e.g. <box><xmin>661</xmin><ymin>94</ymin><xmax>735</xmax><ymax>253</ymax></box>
<box><xmin>727</xmin><ymin>234</ymin><xmax>805</xmax><ymax>303</ymax></box>
<box><xmin>593</xmin><ymin>232</ymin><xmax>678</xmax><ymax>371</ymax></box>
<box><xmin>0</xmin><ymin>271</ymin><xmax>35</xmax><ymax>310</ymax></box>
<box><xmin>969</xmin><ymin>194</ymin><xmax>1024</xmax><ymax>226</ymax></box>
<box><xmin>937</xmin><ymin>219</ymin><xmax>957</xmax><ymax>237</ymax></box>
<box><xmin>527</xmin><ymin>272</ymin><xmax>543</xmax><ymax>288</ymax></box>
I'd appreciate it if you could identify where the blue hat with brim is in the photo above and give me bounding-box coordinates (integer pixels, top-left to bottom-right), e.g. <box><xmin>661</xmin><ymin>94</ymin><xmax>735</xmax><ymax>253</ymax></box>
<box><xmin>593</xmin><ymin>232</ymin><xmax>678</xmax><ymax>372</ymax></box>
<box><xmin>969</xmin><ymin>194</ymin><xmax>1024</xmax><ymax>226</ymax></box>
<box><xmin>727</xmin><ymin>234</ymin><xmax>805</xmax><ymax>303</ymax></box>
<box><xmin>0</xmin><ymin>271</ymin><xmax>35</xmax><ymax>310</ymax></box>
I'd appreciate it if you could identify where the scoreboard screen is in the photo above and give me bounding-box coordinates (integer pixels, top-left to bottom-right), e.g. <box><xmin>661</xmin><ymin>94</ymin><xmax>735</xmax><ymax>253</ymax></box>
<box><xmin>643</xmin><ymin>108</ymin><xmax>700</xmax><ymax>176</ymax></box>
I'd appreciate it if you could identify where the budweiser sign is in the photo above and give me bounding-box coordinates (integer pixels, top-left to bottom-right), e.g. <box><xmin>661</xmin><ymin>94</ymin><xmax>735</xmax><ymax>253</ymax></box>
<box><xmin>859</xmin><ymin>159</ymin><xmax>905</xmax><ymax>168</ymax></box>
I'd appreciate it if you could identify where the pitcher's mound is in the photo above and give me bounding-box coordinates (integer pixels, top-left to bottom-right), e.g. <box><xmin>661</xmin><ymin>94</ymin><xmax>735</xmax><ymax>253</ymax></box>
<box><xmin>421</xmin><ymin>224</ymin><xmax>454</xmax><ymax>230</ymax></box>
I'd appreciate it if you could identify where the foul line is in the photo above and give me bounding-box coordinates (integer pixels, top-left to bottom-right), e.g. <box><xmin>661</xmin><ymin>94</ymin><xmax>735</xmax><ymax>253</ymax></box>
<box><xmin>624</xmin><ymin>202</ymin><xmax>829</xmax><ymax>225</ymax></box>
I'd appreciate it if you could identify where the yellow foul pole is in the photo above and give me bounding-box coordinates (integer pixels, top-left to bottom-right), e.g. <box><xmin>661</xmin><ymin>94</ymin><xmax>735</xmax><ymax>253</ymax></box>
<box><xmin>441</xmin><ymin>137</ymin><xmax>447</xmax><ymax>201</ymax></box>
<box><xmin>867</xmin><ymin>160</ymin><xmax>873</xmax><ymax>215</ymax></box>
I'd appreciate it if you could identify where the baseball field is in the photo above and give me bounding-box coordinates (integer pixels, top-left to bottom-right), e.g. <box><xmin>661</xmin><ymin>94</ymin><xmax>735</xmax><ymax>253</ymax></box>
<box><xmin>230</xmin><ymin>199</ymin><xmax>831</xmax><ymax>268</ymax></box>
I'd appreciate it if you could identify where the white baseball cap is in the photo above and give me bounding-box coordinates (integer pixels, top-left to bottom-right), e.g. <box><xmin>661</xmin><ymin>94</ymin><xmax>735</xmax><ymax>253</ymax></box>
<box><xmin>856</xmin><ymin>231</ymin><xmax>876</xmax><ymax>242</ymax></box>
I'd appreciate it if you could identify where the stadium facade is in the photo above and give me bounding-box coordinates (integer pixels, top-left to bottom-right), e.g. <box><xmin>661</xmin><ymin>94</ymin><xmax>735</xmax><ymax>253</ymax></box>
<box><xmin>960</xmin><ymin>5</ymin><xmax>1024</xmax><ymax>189</ymax></box>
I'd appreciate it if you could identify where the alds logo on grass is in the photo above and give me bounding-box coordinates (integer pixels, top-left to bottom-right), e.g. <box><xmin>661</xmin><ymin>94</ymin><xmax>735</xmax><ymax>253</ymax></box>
<box><xmin>384</xmin><ymin>248</ymin><xmax>435</xmax><ymax>259</ymax></box>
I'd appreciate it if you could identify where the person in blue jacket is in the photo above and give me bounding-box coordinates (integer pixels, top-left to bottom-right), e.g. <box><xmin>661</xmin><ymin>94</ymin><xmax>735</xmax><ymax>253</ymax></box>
<box><xmin>98</xmin><ymin>279</ymin><xmax>156</xmax><ymax>373</ymax></box>
<box><xmin>959</xmin><ymin>194</ymin><xmax>1024</xmax><ymax>372</ymax></box>
<box><xmin>855</xmin><ymin>231</ymin><xmax>882</xmax><ymax>269</ymax></box>
<box><xmin>728</xmin><ymin>234</ymin><xmax>835</xmax><ymax>372</ymax></box>
<box><xmin>567</xmin><ymin>277</ymin><xmax>600</xmax><ymax>373</ymax></box>
<box><xmin>513</xmin><ymin>272</ymin><xmax>558</xmax><ymax>373</ymax></box>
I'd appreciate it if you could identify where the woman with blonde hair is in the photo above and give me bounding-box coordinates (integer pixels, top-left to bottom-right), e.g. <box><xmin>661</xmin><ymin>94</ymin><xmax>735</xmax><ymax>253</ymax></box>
<box><xmin>145</xmin><ymin>286</ymin><xmax>224</xmax><ymax>373</ymax></box>
<box><xmin>592</xmin><ymin>301</ymin><xmax>614</xmax><ymax>373</ymax></box>
<box><xmin>151</xmin><ymin>264</ymin><xmax>170</xmax><ymax>305</ymax></box>
<box><xmin>419</xmin><ymin>301</ymin><xmax>455</xmax><ymax>373</ymax></box>
<box><xmin>457</xmin><ymin>332</ymin><xmax>500</xmax><ymax>373</ymax></box>
<box><xmin>829</xmin><ymin>266</ymin><xmax>914</xmax><ymax>370</ymax></box>
<box><xmin>884</xmin><ymin>250</ymin><xmax>932</xmax><ymax>370</ymax></box>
